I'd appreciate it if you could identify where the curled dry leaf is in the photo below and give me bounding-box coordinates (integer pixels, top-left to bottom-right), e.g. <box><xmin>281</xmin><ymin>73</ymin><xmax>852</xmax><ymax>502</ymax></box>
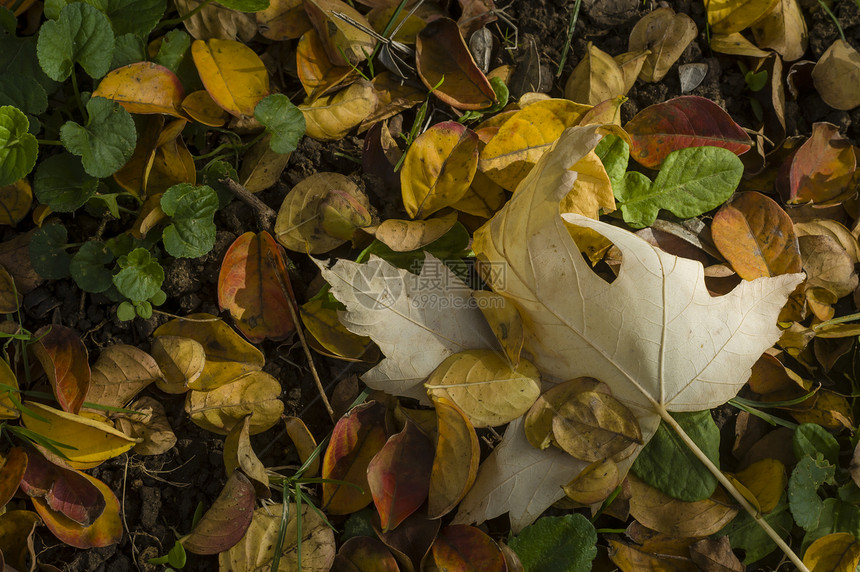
<box><xmin>32</xmin><ymin>324</ymin><xmax>90</xmax><ymax>415</ymax></box>
<box><xmin>425</xmin><ymin>349</ymin><xmax>541</xmax><ymax>428</ymax></box>
<box><xmin>304</xmin><ymin>0</ymin><xmax>377</xmax><ymax>67</ymax></box>
<box><xmin>182</xmin><ymin>470</ymin><xmax>255</xmax><ymax>555</ymax></box>
<box><xmin>114</xmin><ymin>396</ymin><xmax>177</xmax><ymax>456</ymax></box>
<box><xmin>800</xmin><ymin>234</ymin><xmax>858</xmax><ymax>300</ymax></box>
<box><xmin>563</xmin><ymin>458</ymin><xmax>620</xmax><ymax>504</ymax></box>
<box><xmin>401</xmin><ymin>121</ymin><xmax>479</xmax><ymax>219</ymax></box>
<box><xmin>710</xmin><ymin>32</ymin><xmax>771</xmax><ymax>57</ymax></box>
<box><xmin>21</xmin><ymin>402</ymin><xmax>139</xmax><ymax>469</ymax></box>
<box><xmin>711</xmin><ymin>191</ymin><xmax>802</xmax><ymax>280</ymax></box>
<box><xmin>21</xmin><ymin>447</ymin><xmax>105</xmax><ymax>526</ymax></box>
<box><xmin>284</xmin><ymin>415</ymin><xmax>320</xmax><ymax>477</ymax></box>
<box><xmin>370</xmin><ymin>211</ymin><xmax>458</xmax><ymax>252</ymax></box>
<box><xmin>320</xmin><ymin>189</ymin><xmax>374</xmax><ymax>240</ymax></box>
<box><xmin>256</xmin><ymin>0</ymin><xmax>311</xmax><ymax>41</ymax></box>
<box><xmin>784</xmin><ymin>122</ymin><xmax>857</xmax><ymax>205</ymax></box>
<box><xmin>191</xmin><ymin>39</ymin><xmax>269</xmax><ymax>118</ymax></box>
<box><xmin>185</xmin><ymin>371</ymin><xmax>284</xmax><ymax>435</ymax></box>
<box><xmin>813</xmin><ymin>39</ymin><xmax>860</xmax><ymax>111</ymax></box>
<box><xmin>218</xmin><ymin>503</ymin><xmax>336</xmax><ymax>571</ymax></box>
<box><xmin>429</xmin><ymin>397</ymin><xmax>481</xmax><ymax>519</ymax></box>
<box><xmin>564</xmin><ymin>42</ymin><xmax>627</xmax><ymax>106</ymax></box>
<box><xmin>150</xmin><ymin>335</ymin><xmax>205</xmax><ymax>393</ymax></box>
<box><xmin>85</xmin><ymin>344</ymin><xmax>162</xmax><ymax>409</ymax></box>
<box><xmin>416</xmin><ymin>17</ymin><xmax>496</xmax><ymax>110</ymax></box>
<box><xmin>181</xmin><ymin>90</ymin><xmax>229</xmax><ymax>127</ymax></box>
<box><xmin>239</xmin><ymin>133</ymin><xmax>292</xmax><ymax>193</ymax></box>
<box><xmin>629</xmin><ymin>476</ymin><xmax>739</xmax><ymax>537</ymax></box>
<box><xmin>0</xmin><ymin>447</ymin><xmax>26</xmax><ymax>509</ymax></box>
<box><xmin>628</xmin><ymin>7</ymin><xmax>697</xmax><ymax>83</ymax></box>
<box><xmin>551</xmin><ymin>389</ymin><xmax>643</xmax><ymax>463</ymax></box>
<box><xmin>751</xmin><ymin>0</ymin><xmax>807</xmax><ymax>62</ymax></box>
<box><xmin>297</xmin><ymin>27</ymin><xmax>357</xmax><ymax>101</ymax></box>
<box><xmin>300</xmin><ymin>80</ymin><xmax>378</xmax><ymax>141</ymax></box>
<box><xmin>430</xmin><ymin>525</ymin><xmax>506</xmax><ymax>572</ymax></box>
<box><xmin>92</xmin><ymin>62</ymin><xmax>184</xmax><ymax>117</ymax></box>
<box><xmin>218</xmin><ymin>231</ymin><xmax>296</xmax><ymax>343</ymax></box>
<box><xmin>274</xmin><ymin>172</ymin><xmax>372</xmax><ymax>254</ymax></box>
<box><xmin>223</xmin><ymin>414</ymin><xmax>269</xmax><ymax>497</ymax></box>
<box><xmin>174</xmin><ymin>0</ymin><xmax>257</xmax><ymax>41</ymax></box>
<box><xmin>31</xmin><ymin>472</ymin><xmax>122</xmax><ymax>549</ymax></box>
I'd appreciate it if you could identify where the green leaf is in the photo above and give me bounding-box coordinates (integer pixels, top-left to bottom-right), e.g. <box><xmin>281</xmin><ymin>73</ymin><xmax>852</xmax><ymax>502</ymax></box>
<box><xmin>116</xmin><ymin>300</ymin><xmax>135</xmax><ymax>320</ymax></box>
<box><xmin>0</xmin><ymin>7</ymin><xmax>14</xmax><ymax>33</ymax></box>
<box><xmin>789</xmin><ymin>455</ymin><xmax>836</xmax><ymax>530</ymax></box>
<box><xmin>361</xmin><ymin>223</ymin><xmax>471</xmax><ymax>272</ymax></box>
<box><xmin>802</xmin><ymin>498</ymin><xmax>860</xmax><ymax>554</ymax></box>
<box><xmin>70</xmin><ymin>240</ymin><xmax>114</xmax><ymax>293</ymax></box>
<box><xmin>340</xmin><ymin>507</ymin><xmax>376</xmax><ymax>543</ymax></box>
<box><xmin>37</xmin><ymin>2</ymin><xmax>115</xmax><ymax>81</ymax></box>
<box><xmin>160</xmin><ymin>183</ymin><xmax>218</xmax><ymax>258</ymax></box>
<box><xmin>215</xmin><ymin>0</ymin><xmax>269</xmax><ymax>12</ymax></box>
<box><xmin>718</xmin><ymin>498</ymin><xmax>793</xmax><ymax>564</ymax></box>
<box><xmin>201</xmin><ymin>159</ymin><xmax>238</xmax><ymax>208</ymax></box>
<box><xmin>614</xmin><ymin>171</ymin><xmax>652</xmax><ymax>223</ymax></box>
<box><xmin>34</xmin><ymin>153</ymin><xmax>99</xmax><ymax>211</ymax></box>
<box><xmin>0</xmin><ymin>30</ymin><xmax>54</xmax><ymax>117</ymax></box>
<box><xmin>29</xmin><ymin>224</ymin><xmax>71</xmax><ymax>280</ymax></box>
<box><xmin>254</xmin><ymin>94</ymin><xmax>305</xmax><ymax>155</ymax></box>
<box><xmin>0</xmin><ymin>105</ymin><xmax>38</xmax><ymax>186</ymax></box>
<box><xmin>595</xmin><ymin>133</ymin><xmax>629</xmax><ymax>190</ymax></box>
<box><xmin>135</xmin><ymin>299</ymin><xmax>152</xmax><ymax>318</ymax></box>
<box><xmin>794</xmin><ymin>423</ymin><xmax>839</xmax><ymax>466</ymax></box>
<box><xmin>112</xmin><ymin>247</ymin><xmax>163</xmax><ymax>302</ymax></box>
<box><xmin>110</xmin><ymin>33</ymin><xmax>145</xmax><ymax>70</ymax></box>
<box><xmin>617</xmin><ymin>146</ymin><xmax>743</xmax><ymax>228</ymax></box>
<box><xmin>44</xmin><ymin>0</ymin><xmax>165</xmax><ymax>36</ymax></box>
<box><xmin>508</xmin><ymin>514</ymin><xmax>597</xmax><ymax>572</ymax></box>
<box><xmin>155</xmin><ymin>29</ymin><xmax>191</xmax><ymax>74</ymax></box>
<box><xmin>631</xmin><ymin>410</ymin><xmax>720</xmax><ymax>501</ymax></box>
<box><xmin>60</xmin><ymin>96</ymin><xmax>136</xmax><ymax>178</ymax></box>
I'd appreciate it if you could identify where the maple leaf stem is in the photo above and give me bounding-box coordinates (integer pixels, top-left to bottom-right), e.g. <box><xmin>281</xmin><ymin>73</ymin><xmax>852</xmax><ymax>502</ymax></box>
<box><xmin>658</xmin><ymin>408</ymin><xmax>809</xmax><ymax>572</ymax></box>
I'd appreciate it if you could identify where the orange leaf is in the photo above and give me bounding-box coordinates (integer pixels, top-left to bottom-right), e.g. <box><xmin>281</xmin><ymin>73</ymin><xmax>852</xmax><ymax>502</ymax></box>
<box><xmin>32</xmin><ymin>324</ymin><xmax>90</xmax><ymax>414</ymax></box>
<box><xmin>783</xmin><ymin>122</ymin><xmax>857</xmax><ymax>205</ymax></box>
<box><xmin>430</xmin><ymin>525</ymin><xmax>506</xmax><ymax>572</ymax></box>
<box><xmin>191</xmin><ymin>38</ymin><xmax>270</xmax><ymax>118</ymax></box>
<box><xmin>217</xmin><ymin>231</ymin><xmax>297</xmax><ymax>343</ymax></box>
<box><xmin>92</xmin><ymin>62</ymin><xmax>185</xmax><ymax>117</ymax></box>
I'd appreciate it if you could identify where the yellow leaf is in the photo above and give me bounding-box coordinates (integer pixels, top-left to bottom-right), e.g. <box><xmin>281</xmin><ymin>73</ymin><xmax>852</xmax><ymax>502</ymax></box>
<box><xmin>425</xmin><ymin>349</ymin><xmax>541</xmax><ymax>428</ymax></box>
<box><xmin>472</xmin><ymin>291</ymin><xmax>524</xmax><ymax>369</ymax></box>
<box><xmin>239</xmin><ymin>134</ymin><xmax>291</xmax><ymax>193</ymax></box>
<box><xmin>93</xmin><ymin>62</ymin><xmax>185</xmax><ymax>117</ymax></box>
<box><xmin>803</xmin><ymin>533</ymin><xmax>860</xmax><ymax>572</ymax></box>
<box><xmin>563</xmin><ymin>459</ymin><xmax>620</xmax><ymax>505</ymax></box>
<box><xmin>552</xmin><ymin>389</ymin><xmax>643</xmax><ymax>463</ymax></box>
<box><xmin>731</xmin><ymin>458</ymin><xmax>786</xmax><ymax>513</ymax></box>
<box><xmin>705</xmin><ymin>0</ymin><xmax>780</xmax><ymax>34</ymax></box>
<box><xmin>370</xmin><ymin>211</ymin><xmax>458</xmax><ymax>252</ymax></box>
<box><xmin>274</xmin><ymin>172</ymin><xmax>371</xmax><ymax>254</ymax></box>
<box><xmin>296</xmin><ymin>27</ymin><xmax>357</xmax><ymax>101</ymax></box>
<box><xmin>564</xmin><ymin>42</ymin><xmax>627</xmax><ymax>105</ymax></box>
<box><xmin>301</xmin><ymin>298</ymin><xmax>374</xmax><ymax>361</ymax></box>
<box><xmin>628</xmin><ymin>7</ymin><xmax>698</xmax><ymax>82</ymax></box>
<box><xmin>0</xmin><ymin>178</ymin><xmax>33</xmax><ymax>226</ymax></box>
<box><xmin>428</xmin><ymin>396</ymin><xmax>480</xmax><ymax>519</ymax></box>
<box><xmin>479</xmin><ymin>99</ymin><xmax>591</xmax><ymax>191</ymax></box>
<box><xmin>402</xmin><ymin>121</ymin><xmax>480</xmax><ymax>219</ymax></box>
<box><xmin>709</xmin><ymin>32</ymin><xmax>771</xmax><ymax>56</ymax></box>
<box><xmin>256</xmin><ymin>0</ymin><xmax>311</xmax><ymax>41</ymax></box>
<box><xmin>21</xmin><ymin>401</ymin><xmax>138</xmax><ymax>469</ymax></box>
<box><xmin>85</xmin><ymin>344</ymin><xmax>162</xmax><ymax>409</ymax></box>
<box><xmin>813</xmin><ymin>39</ymin><xmax>860</xmax><ymax>111</ymax></box>
<box><xmin>751</xmin><ymin>0</ymin><xmax>808</xmax><ymax>61</ymax></box>
<box><xmin>453</xmin><ymin>169</ymin><xmax>506</xmax><ymax>219</ymax></box>
<box><xmin>150</xmin><ymin>335</ymin><xmax>205</xmax><ymax>394</ymax></box>
<box><xmin>191</xmin><ymin>38</ymin><xmax>269</xmax><ymax>118</ymax></box>
<box><xmin>284</xmin><ymin>416</ymin><xmax>320</xmax><ymax>477</ymax></box>
<box><xmin>181</xmin><ymin>90</ymin><xmax>228</xmax><ymax>127</ymax></box>
<box><xmin>224</xmin><ymin>415</ymin><xmax>270</xmax><ymax>496</ymax></box>
<box><xmin>304</xmin><ymin>0</ymin><xmax>377</xmax><ymax>67</ymax></box>
<box><xmin>300</xmin><ymin>80</ymin><xmax>378</xmax><ymax>141</ymax></box>
<box><xmin>185</xmin><ymin>371</ymin><xmax>284</xmax><ymax>435</ymax></box>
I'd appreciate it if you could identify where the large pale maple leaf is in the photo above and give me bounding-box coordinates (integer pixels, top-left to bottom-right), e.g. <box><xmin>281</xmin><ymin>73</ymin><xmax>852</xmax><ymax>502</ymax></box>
<box><xmin>454</xmin><ymin>125</ymin><xmax>805</xmax><ymax>531</ymax></box>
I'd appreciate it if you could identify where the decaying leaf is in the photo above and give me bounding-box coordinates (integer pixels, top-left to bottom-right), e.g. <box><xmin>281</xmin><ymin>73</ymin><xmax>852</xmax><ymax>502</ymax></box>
<box><xmin>564</xmin><ymin>42</ymin><xmax>627</xmax><ymax>106</ymax></box>
<box><xmin>300</xmin><ymin>80</ymin><xmax>378</xmax><ymax>141</ymax></box>
<box><xmin>150</xmin><ymin>335</ymin><xmax>205</xmax><ymax>393</ymax></box>
<box><xmin>429</xmin><ymin>397</ymin><xmax>480</xmax><ymax>519</ymax></box>
<box><xmin>812</xmin><ymin>39</ymin><xmax>860</xmax><ymax>111</ymax></box>
<box><xmin>114</xmin><ymin>396</ymin><xmax>177</xmax><ymax>456</ymax></box>
<box><xmin>223</xmin><ymin>415</ymin><xmax>269</xmax><ymax>497</ymax></box>
<box><xmin>182</xmin><ymin>470</ymin><xmax>255</xmax><ymax>555</ymax></box>
<box><xmin>85</xmin><ymin>344</ymin><xmax>162</xmax><ymax>409</ymax></box>
<box><xmin>185</xmin><ymin>371</ymin><xmax>284</xmax><ymax>435</ymax></box>
<box><xmin>628</xmin><ymin>7</ymin><xmax>697</xmax><ymax>83</ymax></box>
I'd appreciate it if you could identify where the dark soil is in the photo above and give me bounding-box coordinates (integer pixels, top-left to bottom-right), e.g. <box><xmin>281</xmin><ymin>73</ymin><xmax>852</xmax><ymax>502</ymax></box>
<box><xmin>15</xmin><ymin>0</ymin><xmax>860</xmax><ymax>570</ymax></box>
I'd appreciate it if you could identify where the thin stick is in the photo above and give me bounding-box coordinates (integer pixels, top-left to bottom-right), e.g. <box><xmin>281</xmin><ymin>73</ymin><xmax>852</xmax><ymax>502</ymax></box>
<box><xmin>556</xmin><ymin>0</ymin><xmax>582</xmax><ymax>77</ymax></box>
<box><xmin>267</xmin><ymin>251</ymin><xmax>335</xmax><ymax>420</ymax></box>
<box><xmin>221</xmin><ymin>178</ymin><xmax>277</xmax><ymax>233</ymax></box>
<box><xmin>660</xmin><ymin>410</ymin><xmax>810</xmax><ymax>572</ymax></box>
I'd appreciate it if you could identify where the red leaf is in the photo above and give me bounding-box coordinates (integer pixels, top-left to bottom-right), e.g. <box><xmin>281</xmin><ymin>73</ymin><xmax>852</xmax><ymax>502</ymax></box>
<box><xmin>20</xmin><ymin>448</ymin><xmax>105</xmax><ymax>526</ymax></box>
<box><xmin>374</xmin><ymin>510</ymin><xmax>440</xmax><ymax>570</ymax></box>
<box><xmin>182</xmin><ymin>470</ymin><xmax>256</xmax><ymax>555</ymax></box>
<box><xmin>624</xmin><ymin>95</ymin><xmax>752</xmax><ymax>169</ymax></box>
<box><xmin>431</xmin><ymin>525</ymin><xmax>506</xmax><ymax>572</ymax></box>
<box><xmin>367</xmin><ymin>420</ymin><xmax>434</xmax><ymax>532</ymax></box>
<box><xmin>784</xmin><ymin>122</ymin><xmax>857</xmax><ymax>205</ymax></box>
<box><xmin>322</xmin><ymin>401</ymin><xmax>388</xmax><ymax>515</ymax></box>
<box><xmin>218</xmin><ymin>231</ymin><xmax>297</xmax><ymax>343</ymax></box>
<box><xmin>32</xmin><ymin>325</ymin><xmax>90</xmax><ymax>414</ymax></box>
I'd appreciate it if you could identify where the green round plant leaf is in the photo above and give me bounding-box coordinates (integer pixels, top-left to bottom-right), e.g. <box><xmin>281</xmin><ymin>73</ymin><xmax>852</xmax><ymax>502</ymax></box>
<box><xmin>112</xmin><ymin>247</ymin><xmax>164</xmax><ymax>302</ymax></box>
<box><xmin>617</xmin><ymin>146</ymin><xmax>743</xmax><ymax>228</ymax></box>
<box><xmin>0</xmin><ymin>105</ymin><xmax>38</xmax><ymax>186</ymax></box>
<box><xmin>793</xmin><ymin>423</ymin><xmax>840</xmax><ymax>465</ymax></box>
<box><xmin>631</xmin><ymin>410</ymin><xmax>719</xmax><ymax>502</ymax></box>
<box><xmin>29</xmin><ymin>223</ymin><xmax>71</xmax><ymax>280</ymax></box>
<box><xmin>116</xmin><ymin>300</ymin><xmax>135</xmax><ymax>321</ymax></box>
<box><xmin>213</xmin><ymin>0</ymin><xmax>269</xmax><ymax>12</ymax></box>
<box><xmin>154</xmin><ymin>29</ymin><xmax>191</xmax><ymax>74</ymax></box>
<box><xmin>60</xmin><ymin>96</ymin><xmax>136</xmax><ymax>178</ymax></box>
<box><xmin>0</xmin><ymin>31</ymin><xmax>53</xmax><ymax>117</ymax></box>
<box><xmin>788</xmin><ymin>455</ymin><xmax>835</xmax><ymax>530</ymax></box>
<box><xmin>70</xmin><ymin>240</ymin><xmax>114</xmax><ymax>293</ymax></box>
<box><xmin>110</xmin><ymin>33</ymin><xmax>145</xmax><ymax>70</ymax></box>
<box><xmin>135</xmin><ymin>300</ymin><xmax>152</xmax><ymax>319</ymax></box>
<box><xmin>508</xmin><ymin>514</ymin><xmax>597</xmax><ymax>572</ymax></box>
<box><xmin>102</xmin><ymin>0</ymin><xmax>166</xmax><ymax>37</ymax></box>
<box><xmin>150</xmin><ymin>288</ymin><xmax>167</xmax><ymax>306</ymax></box>
<box><xmin>37</xmin><ymin>2</ymin><xmax>115</xmax><ymax>81</ymax></box>
<box><xmin>254</xmin><ymin>94</ymin><xmax>306</xmax><ymax>155</ymax></box>
<box><xmin>800</xmin><ymin>498</ymin><xmax>860</xmax><ymax>556</ymax></box>
<box><xmin>160</xmin><ymin>183</ymin><xmax>218</xmax><ymax>259</ymax></box>
<box><xmin>34</xmin><ymin>152</ymin><xmax>99</xmax><ymax>212</ymax></box>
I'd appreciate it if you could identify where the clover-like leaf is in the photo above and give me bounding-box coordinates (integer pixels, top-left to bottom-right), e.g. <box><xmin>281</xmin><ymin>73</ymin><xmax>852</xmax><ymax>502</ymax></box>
<box><xmin>33</xmin><ymin>152</ymin><xmax>99</xmax><ymax>212</ymax></box>
<box><xmin>112</xmin><ymin>248</ymin><xmax>164</xmax><ymax>302</ymax></box>
<box><xmin>160</xmin><ymin>183</ymin><xmax>218</xmax><ymax>258</ymax></box>
<box><xmin>37</xmin><ymin>2</ymin><xmax>115</xmax><ymax>81</ymax></box>
<box><xmin>254</xmin><ymin>94</ymin><xmax>305</xmax><ymax>154</ymax></box>
<box><xmin>0</xmin><ymin>106</ymin><xmax>37</xmax><ymax>187</ymax></box>
<box><xmin>60</xmin><ymin>96</ymin><xmax>136</xmax><ymax>178</ymax></box>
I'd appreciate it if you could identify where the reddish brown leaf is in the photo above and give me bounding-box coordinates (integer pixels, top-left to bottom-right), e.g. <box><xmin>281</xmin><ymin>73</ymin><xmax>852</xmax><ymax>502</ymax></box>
<box><xmin>375</xmin><ymin>511</ymin><xmax>441</xmax><ymax>571</ymax></box>
<box><xmin>624</xmin><ymin>95</ymin><xmax>752</xmax><ymax>169</ymax></box>
<box><xmin>0</xmin><ymin>447</ymin><xmax>26</xmax><ymax>510</ymax></box>
<box><xmin>367</xmin><ymin>420</ymin><xmax>434</xmax><ymax>533</ymax></box>
<box><xmin>416</xmin><ymin>17</ymin><xmax>496</xmax><ymax>110</ymax></box>
<box><xmin>430</xmin><ymin>525</ymin><xmax>506</xmax><ymax>572</ymax></box>
<box><xmin>321</xmin><ymin>401</ymin><xmax>388</xmax><ymax>515</ymax></box>
<box><xmin>20</xmin><ymin>448</ymin><xmax>105</xmax><ymax>526</ymax></box>
<box><xmin>32</xmin><ymin>325</ymin><xmax>90</xmax><ymax>414</ymax></box>
<box><xmin>182</xmin><ymin>470</ymin><xmax>256</xmax><ymax>555</ymax></box>
<box><xmin>217</xmin><ymin>231</ymin><xmax>297</xmax><ymax>343</ymax></box>
<box><xmin>711</xmin><ymin>191</ymin><xmax>802</xmax><ymax>280</ymax></box>
<box><xmin>333</xmin><ymin>536</ymin><xmax>400</xmax><ymax>571</ymax></box>
<box><xmin>784</xmin><ymin>122</ymin><xmax>857</xmax><ymax>205</ymax></box>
